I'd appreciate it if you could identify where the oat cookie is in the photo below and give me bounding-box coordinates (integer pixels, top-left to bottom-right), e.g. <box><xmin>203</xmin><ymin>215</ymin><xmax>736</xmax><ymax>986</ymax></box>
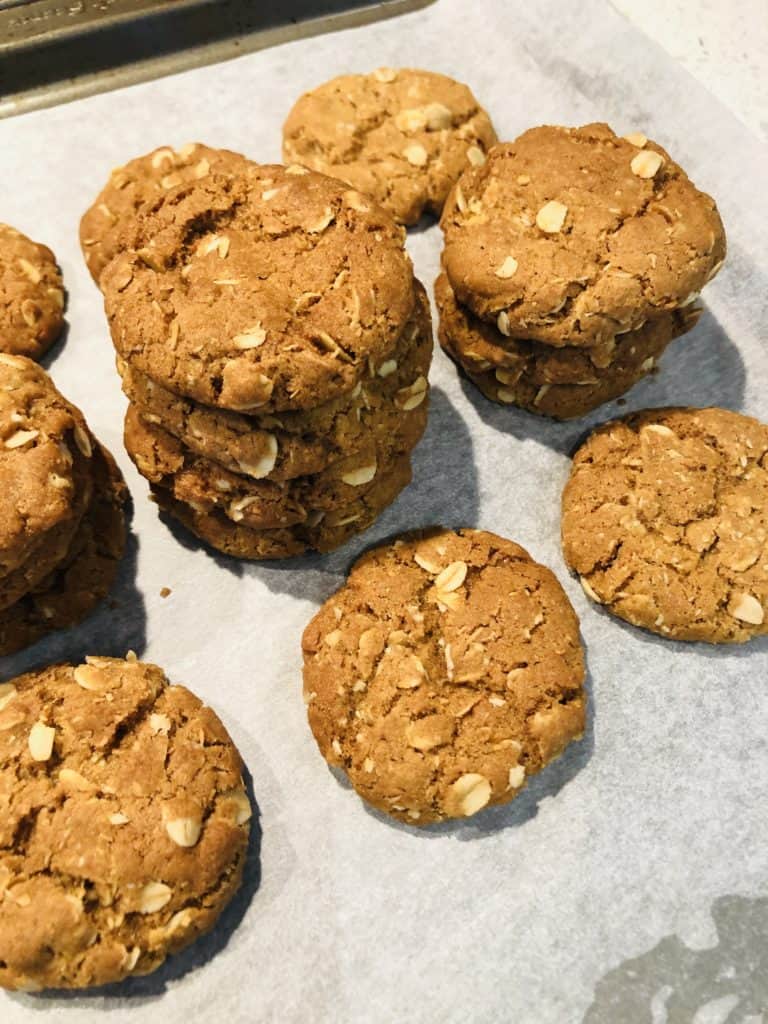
<box><xmin>125</xmin><ymin>397</ymin><xmax>426</xmax><ymax>530</ymax></box>
<box><xmin>153</xmin><ymin>453</ymin><xmax>413</xmax><ymax>560</ymax></box>
<box><xmin>436</xmin><ymin>273</ymin><xmax>698</xmax><ymax>419</ymax></box>
<box><xmin>0</xmin><ymin>655</ymin><xmax>251</xmax><ymax>990</ymax></box>
<box><xmin>102</xmin><ymin>166</ymin><xmax>415</xmax><ymax>413</ymax></box>
<box><xmin>79</xmin><ymin>143</ymin><xmax>251</xmax><ymax>285</ymax></box>
<box><xmin>302</xmin><ymin>528</ymin><xmax>586</xmax><ymax>824</ymax></box>
<box><xmin>0</xmin><ymin>354</ymin><xmax>94</xmax><ymax>578</ymax></box>
<box><xmin>440</xmin><ymin>123</ymin><xmax>725</xmax><ymax>349</ymax></box>
<box><xmin>561</xmin><ymin>407</ymin><xmax>768</xmax><ymax>643</ymax></box>
<box><xmin>0</xmin><ymin>442</ymin><xmax>127</xmax><ymax>657</ymax></box>
<box><xmin>116</xmin><ymin>279</ymin><xmax>432</xmax><ymax>481</ymax></box>
<box><xmin>283</xmin><ymin>68</ymin><xmax>497</xmax><ymax>225</ymax></box>
<box><xmin>0</xmin><ymin>225</ymin><xmax>65</xmax><ymax>360</ymax></box>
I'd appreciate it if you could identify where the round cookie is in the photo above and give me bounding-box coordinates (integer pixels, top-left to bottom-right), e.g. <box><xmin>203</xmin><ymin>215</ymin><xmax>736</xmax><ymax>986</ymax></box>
<box><xmin>0</xmin><ymin>225</ymin><xmax>65</xmax><ymax>360</ymax></box>
<box><xmin>436</xmin><ymin>272</ymin><xmax>699</xmax><ymax>419</ymax></box>
<box><xmin>125</xmin><ymin>396</ymin><xmax>426</xmax><ymax>530</ymax></box>
<box><xmin>282</xmin><ymin>67</ymin><xmax>497</xmax><ymax>225</ymax></box>
<box><xmin>102</xmin><ymin>166</ymin><xmax>415</xmax><ymax>413</ymax></box>
<box><xmin>79</xmin><ymin>143</ymin><xmax>252</xmax><ymax>285</ymax></box>
<box><xmin>116</xmin><ymin>280</ymin><xmax>432</xmax><ymax>482</ymax></box>
<box><xmin>440</xmin><ymin>123</ymin><xmax>725</xmax><ymax>349</ymax></box>
<box><xmin>0</xmin><ymin>655</ymin><xmax>251</xmax><ymax>990</ymax></box>
<box><xmin>302</xmin><ymin>528</ymin><xmax>586</xmax><ymax>825</ymax></box>
<box><xmin>0</xmin><ymin>442</ymin><xmax>127</xmax><ymax>657</ymax></box>
<box><xmin>0</xmin><ymin>354</ymin><xmax>95</xmax><ymax>578</ymax></box>
<box><xmin>561</xmin><ymin>407</ymin><xmax>768</xmax><ymax>643</ymax></box>
<box><xmin>153</xmin><ymin>453</ymin><xmax>413</xmax><ymax>560</ymax></box>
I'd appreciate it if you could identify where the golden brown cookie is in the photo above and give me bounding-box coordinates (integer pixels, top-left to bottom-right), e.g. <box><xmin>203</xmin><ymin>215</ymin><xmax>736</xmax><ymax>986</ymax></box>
<box><xmin>79</xmin><ymin>143</ymin><xmax>252</xmax><ymax>285</ymax></box>
<box><xmin>561</xmin><ymin>407</ymin><xmax>768</xmax><ymax>643</ymax></box>
<box><xmin>283</xmin><ymin>68</ymin><xmax>497</xmax><ymax>225</ymax></box>
<box><xmin>0</xmin><ymin>442</ymin><xmax>127</xmax><ymax>657</ymax></box>
<box><xmin>0</xmin><ymin>225</ymin><xmax>65</xmax><ymax>360</ymax></box>
<box><xmin>0</xmin><ymin>655</ymin><xmax>251</xmax><ymax>990</ymax></box>
<box><xmin>152</xmin><ymin>453</ymin><xmax>413</xmax><ymax>560</ymax></box>
<box><xmin>302</xmin><ymin>528</ymin><xmax>586</xmax><ymax>825</ymax></box>
<box><xmin>440</xmin><ymin>124</ymin><xmax>725</xmax><ymax>349</ymax></box>
<box><xmin>102</xmin><ymin>165</ymin><xmax>415</xmax><ymax>413</ymax></box>
<box><xmin>125</xmin><ymin>395</ymin><xmax>426</xmax><ymax>530</ymax></box>
<box><xmin>435</xmin><ymin>272</ymin><xmax>699</xmax><ymax>419</ymax></box>
<box><xmin>116</xmin><ymin>279</ymin><xmax>432</xmax><ymax>481</ymax></box>
<box><xmin>0</xmin><ymin>354</ymin><xmax>95</xmax><ymax>579</ymax></box>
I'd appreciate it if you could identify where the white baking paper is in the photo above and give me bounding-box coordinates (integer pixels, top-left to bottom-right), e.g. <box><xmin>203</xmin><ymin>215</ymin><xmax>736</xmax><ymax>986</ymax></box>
<box><xmin>1</xmin><ymin>1</ymin><xmax>767</xmax><ymax>1020</ymax></box>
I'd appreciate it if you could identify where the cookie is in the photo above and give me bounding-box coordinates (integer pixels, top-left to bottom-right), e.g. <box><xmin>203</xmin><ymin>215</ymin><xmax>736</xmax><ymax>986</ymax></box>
<box><xmin>116</xmin><ymin>280</ymin><xmax>432</xmax><ymax>481</ymax></box>
<box><xmin>102</xmin><ymin>166</ymin><xmax>415</xmax><ymax>413</ymax></box>
<box><xmin>125</xmin><ymin>395</ymin><xmax>426</xmax><ymax>530</ymax></box>
<box><xmin>0</xmin><ymin>655</ymin><xmax>251</xmax><ymax>990</ymax></box>
<box><xmin>282</xmin><ymin>68</ymin><xmax>497</xmax><ymax>225</ymax></box>
<box><xmin>436</xmin><ymin>273</ymin><xmax>699</xmax><ymax>419</ymax></box>
<box><xmin>440</xmin><ymin>123</ymin><xmax>725</xmax><ymax>349</ymax></box>
<box><xmin>302</xmin><ymin>528</ymin><xmax>586</xmax><ymax>824</ymax></box>
<box><xmin>0</xmin><ymin>442</ymin><xmax>127</xmax><ymax>657</ymax></box>
<box><xmin>153</xmin><ymin>452</ymin><xmax>412</xmax><ymax>560</ymax></box>
<box><xmin>0</xmin><ymin>354</ymin><xmax>95</xmax><ymax>578</ymax></box>
<box><xmin>0</xmin><ymin>225</ymin><xmax>65</xmax><ymax>360</ymax></box>
<box><xmin>561</xmin><ymin>407</ymin><xmax>768</xmax><ymax>643</ymax></box>
<box><xmin>79</xmin><ymin>143</ymin><xmax>251</xmax><ymax>285</ymax></box>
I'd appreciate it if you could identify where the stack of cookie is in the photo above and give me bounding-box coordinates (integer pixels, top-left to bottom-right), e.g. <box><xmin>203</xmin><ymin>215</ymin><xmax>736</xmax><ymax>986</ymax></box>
<box><xmin>0</xmin><ymin>355</ymin><xmax>126</xmax><ymax>655</ymax></box>
<box><xmin>99</xmin><ymin>161</ymin><xmax>431</xmax><ymax>559</ymax></box>
<box><xmin>438</xmin><ymin>123</ymin><xmax>726</xmax><ymax>419</ymax></box>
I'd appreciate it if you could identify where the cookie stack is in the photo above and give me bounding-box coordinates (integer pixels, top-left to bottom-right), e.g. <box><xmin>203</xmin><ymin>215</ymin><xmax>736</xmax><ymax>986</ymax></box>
<box><xmin>0</xmin><ymin>355</ymin><xmax>126</xmax><ymax>655</ymax></box>
<box><xmin>438</xmin><ymin>123</ymin><xmax>726</xmax><ymax>419</ymax></box>
<box><xmin>99</xmin><ymin>162</ymin><xmax>431</xmax><ymax>559</ymax></box>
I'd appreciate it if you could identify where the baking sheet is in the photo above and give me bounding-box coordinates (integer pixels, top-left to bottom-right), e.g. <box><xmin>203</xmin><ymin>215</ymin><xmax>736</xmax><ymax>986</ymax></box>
<box><xmin>1</xmin><ymin>1</ymin><xmax>767</xmax><ymax>1020</ymax></box>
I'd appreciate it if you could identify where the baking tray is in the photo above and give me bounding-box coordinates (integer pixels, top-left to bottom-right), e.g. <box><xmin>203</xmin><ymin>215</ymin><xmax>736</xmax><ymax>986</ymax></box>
<box><xmin>0</xmin><ymin>0</ymin><xmax>767</xmax><ymax>1020</ymax></box>
<box><xmin>0</xmin><ymin>0</ymin><xmax>431</xmax><ymax>117</ymax></box>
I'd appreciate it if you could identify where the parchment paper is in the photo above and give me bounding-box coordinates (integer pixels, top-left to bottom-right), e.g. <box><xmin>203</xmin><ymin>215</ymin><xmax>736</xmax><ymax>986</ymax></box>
<box><xmin>1</xmin><ymin>2</ymin><xmax>767</xmax><ymax>1021</ymax></box>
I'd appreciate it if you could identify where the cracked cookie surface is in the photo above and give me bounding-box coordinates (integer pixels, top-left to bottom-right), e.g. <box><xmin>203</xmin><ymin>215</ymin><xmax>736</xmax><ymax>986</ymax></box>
<box><xmin>440</xmin><ymin>123</ymin><xmax>725</xmax><ymax>349</ymax></box>
<box><xmin>102</xmin><ymin>165</ymin><xmax>415</xmax><ymax>413</ymax></box>
<box><xmin>0</xmin><ymin>225</ymin><xmax>65</xmax><ymax>361</ymax></box>
<box><xmin>79</xmin><ymin>143</ymin><xmax>251</xmax><ymax>285</ymax></box>
<box><xmin>561</xmin><ymin>407</ymin><xmax>768</xmax><ymax>643</ymax></box>
<box><xmin>302</xmin><ymin>528</ymin><xmax>586</xmax><ymax>825</ymax></box>
<box><xmin>117</xmin><ymin>278</ymin><xmax>432</xmax><ymax>481</ymax></box>
<box><xmin>0</xmin><ymin>655</ymin><xmax>251</xmax><ymax>991</ymax></box>
<box><xmin>435</xmin><ymin>272</ymin><xmax>698</xmax><ymax>419</ymax></box>
<box><xmin>282</xmin><ymin>68</ymin><xmax>497</xmax><ymax>225</ymax></box>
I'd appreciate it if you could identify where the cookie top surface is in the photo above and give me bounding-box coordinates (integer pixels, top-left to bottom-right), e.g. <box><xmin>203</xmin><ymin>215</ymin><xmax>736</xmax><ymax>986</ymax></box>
<box><xmin>102</xmin><ymin>165</ymin><xmax>415</xmax><ymax>413</ymax></box>
<box><xmin>79</xmin><ymin>143</ymin><xmax>251</xmax><ymax>285</ymax></box>
<box><xmin>0</xmin><ymin>355</ymin><xmax>94</xmax><ymax>575</ymax></box>
<box><xmin>0</xmin><ymin>224</ymin><xmax>65</xmax><ymax>360</ymax></box>
<box><xmin>440</xmin><ymin>123</ymin><xmax>726</xmax><ymax>347</ymax></box>
<box><xmin>282</xmin><ymin>67</ymin><xmax>497</xmax><ymax>225</ymax></box>
<box><xmin>302</xmin><ymin>528</ymin><xmax>585</xmax><ymax>824</ymax></box>
<box><xmin>0</xmin><ymin>656</ymin><xmax>251</xmax><ymax>990</ymax></box>
<box><xmin>561</xmin><ymin>407</ymin><xmax>768</xmax><ymax>643</ymax></box>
